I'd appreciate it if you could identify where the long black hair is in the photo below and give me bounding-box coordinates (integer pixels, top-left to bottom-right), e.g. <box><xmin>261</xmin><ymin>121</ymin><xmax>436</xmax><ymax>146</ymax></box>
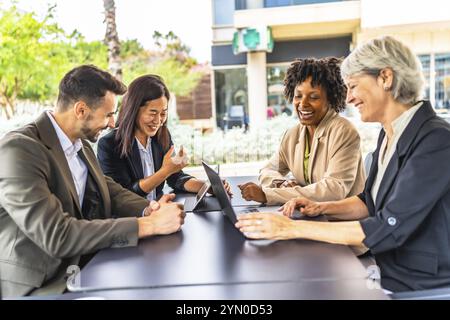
<box><xmin>116</xmin><ymin>75</ymin><xmax>171</xmax><ymax>158</ymax></box>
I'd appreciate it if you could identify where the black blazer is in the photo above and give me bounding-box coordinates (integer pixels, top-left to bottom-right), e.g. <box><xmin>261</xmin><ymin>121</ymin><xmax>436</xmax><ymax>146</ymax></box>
<box><xmin>359</xmin><ymin>101</ymin><xmax>450</xmax><ymax>292</ymax></box>
<box><xmin>97</xmin><ymin>129</ymin><xmax>192</xmax><ymax>199</ymax></box>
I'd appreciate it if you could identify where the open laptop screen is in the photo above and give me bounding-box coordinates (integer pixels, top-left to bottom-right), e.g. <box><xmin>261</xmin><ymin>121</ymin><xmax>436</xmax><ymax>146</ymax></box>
<box><xmin>202</xmin><ymin>161</ymin><xmax>238</xmax><ymax>224</ymax></box>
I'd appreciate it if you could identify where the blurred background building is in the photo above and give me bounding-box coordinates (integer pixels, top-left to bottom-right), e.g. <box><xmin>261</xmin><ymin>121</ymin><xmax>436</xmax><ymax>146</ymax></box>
<box><xmin>211</xmin><ymin>0</ymin><xmax>450</xmax><ymax>129</ymax></box>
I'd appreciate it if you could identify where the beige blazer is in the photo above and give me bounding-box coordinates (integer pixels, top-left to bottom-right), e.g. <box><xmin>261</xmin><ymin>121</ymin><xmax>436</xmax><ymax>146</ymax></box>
<box><xmin>0</xmin><ymin>112</ymin><xmax>149</xmax><ymax>297</ymax></box>
<box><xmin>260</xmin><ymin>109</ymin><xmax>366</xmax><ymax>205</ymax></box>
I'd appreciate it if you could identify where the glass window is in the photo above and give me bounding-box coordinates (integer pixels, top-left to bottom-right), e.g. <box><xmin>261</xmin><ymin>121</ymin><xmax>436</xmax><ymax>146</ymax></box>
<box><xmin>214</xmin><ymin>68</ymin><xmax>248</xmax><ymax>129</ymax></box>
<box><xmin>235</xmin><ymin>0</ymin><xmax>247</xmax><ymax>10</ymax></box>
<box><xmin>435</xmin><ymin>53</ymin><xmax>450</xmax><ymax>113</ymax></box>
<box><xmin>213</xmin><ymin>0</ymin><xmax>235</xmax><ymax>25</ymax></box>
<box><xmin>265</xmin><ymin>0</ymin><xmax>291</xmax><ymax>7</ymax></box>
<box><xmin>292</xmin><ymin>0</ymin><xmax>340</xmax><ymax>4</ymax></box>
<box><xmin>265</xmin><ymin>0</ymin><xmax>341</xmax><ymax>7</ymax></box>
<box><xmin>267</xmin><ymin>65</ymin><xmax>293</xmax><ymax>119</ymax></box>
<box><xmin>418</xmin><ymin>54</ymin><xmax>431</xmax><ymax>101</ymax></box>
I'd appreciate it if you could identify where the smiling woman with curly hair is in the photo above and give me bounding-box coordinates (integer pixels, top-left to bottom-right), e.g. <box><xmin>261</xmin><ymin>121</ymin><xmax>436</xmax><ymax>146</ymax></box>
<box><xmin>239</xmin><ymin>57</ymin><xmax>366</xmax><ymax>205</ymax></box>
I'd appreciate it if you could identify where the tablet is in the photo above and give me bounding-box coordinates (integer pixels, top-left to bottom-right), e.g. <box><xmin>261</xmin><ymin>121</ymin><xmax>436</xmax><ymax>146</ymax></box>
<box><xmin>184</xmin><ymin>181</ymin><xmax>211</xmax><ymax>212</ymax></box>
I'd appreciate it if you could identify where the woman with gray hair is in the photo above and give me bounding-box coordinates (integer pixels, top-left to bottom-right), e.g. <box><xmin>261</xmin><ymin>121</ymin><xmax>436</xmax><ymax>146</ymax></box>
<box><xmin>235</xmin><ymin>36</ymin><xmax>450</xmax><ymax>293</ymax></box>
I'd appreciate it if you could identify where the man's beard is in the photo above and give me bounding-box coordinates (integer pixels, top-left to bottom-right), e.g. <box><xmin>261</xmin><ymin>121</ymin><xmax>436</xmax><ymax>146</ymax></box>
<box><xmin>80</xmin><ymin>117</ymin><xmax>107</xmax><ymax>143</ymax></box>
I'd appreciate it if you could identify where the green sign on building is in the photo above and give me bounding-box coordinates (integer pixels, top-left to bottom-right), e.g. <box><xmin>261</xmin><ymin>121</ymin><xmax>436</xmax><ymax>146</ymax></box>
<box><xmin>233</xmin><ymin>26</ymin><xmax>274</xmax><ymax>55</ymax></box>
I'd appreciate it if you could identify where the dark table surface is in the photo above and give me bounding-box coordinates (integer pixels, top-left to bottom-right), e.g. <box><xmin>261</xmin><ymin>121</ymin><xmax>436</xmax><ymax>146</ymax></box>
<box><xmin>21</xmin><ymin>279</ymin><xmax>389</xmax><ymax>300</ymax></box>
<box><xmin>73</xmin><ymin>212</ymin><xmax>370</xmax><ymax>291</ymax></box>
<box><xmin>64</xmin><ymin>176</ymin><xmax>387</xmax><ymax>299</ymax></box>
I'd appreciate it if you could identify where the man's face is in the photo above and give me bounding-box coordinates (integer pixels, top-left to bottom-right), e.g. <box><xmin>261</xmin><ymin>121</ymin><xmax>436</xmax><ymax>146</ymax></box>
<box><xmin>80</xmin><ymin>91</ymin><xmax>116</xmax><ymax>143</ymax></box>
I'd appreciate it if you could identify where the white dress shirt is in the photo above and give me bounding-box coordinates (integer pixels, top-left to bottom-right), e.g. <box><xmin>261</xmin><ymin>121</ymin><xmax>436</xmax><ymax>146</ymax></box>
<box><xmin>46</xmin><ymin>111</ymin><xmax>88</xmax><ymax>207</ymax></box>
<box><xmin>136</xmin><ymin>136</ymin><xmax>156</xmax><ymax>201</ymax></box>
<box><xmin>371</xmin><ymin>102</ymin><xmax>423</xmax><ymax>202</ymax></box>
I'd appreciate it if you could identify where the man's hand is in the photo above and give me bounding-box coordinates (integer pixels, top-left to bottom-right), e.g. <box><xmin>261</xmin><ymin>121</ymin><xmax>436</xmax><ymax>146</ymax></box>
<box><xmin>238</xmin><ymin>182</ymin><xmax>267</xmax><ymax>203</ymax></box>
<box><xmin>138</xmin><ymin>194</ymin><xmax>185</xmax><ymax>238</ymax></box>
<box><xmin>278</xmin><ymin>197</ymin><xmax>323</xmax><ymax>218</ymax></box>
<box><xmin>143</xmin><ymin>193</ymin><xmax>176</xmax><ymax>216</ymax></box>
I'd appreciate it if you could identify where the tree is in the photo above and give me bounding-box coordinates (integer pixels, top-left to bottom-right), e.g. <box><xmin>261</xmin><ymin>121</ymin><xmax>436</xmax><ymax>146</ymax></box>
<box><xmin>152</xmin><ymin>30</ymin><xmax>197</xmax><ymax>68</ymax></box>
<box><xmin>0</xmin><ymin>5</ymin><xmax>66</xmax><ymax>119</ymax></box>
<box><xmin>147</xmin><ymin>58</ymin><xmax>201</xmax><ymax>97</ymax></box>
<box><xmin>0</xmin><ymin>5</ymin><xmax>108</xmax><ymax>119</ymax></box>
<box><xmin>103</xmin><ymin>0</ymin><xmax>122</xmax><ymax>80</ymax></box>
<box><xmin>120</xmin><ymin>33</ymin><xmax>202</xmax><ymax>97</ymax></box>
<box><xmin>0</xmin><ymin>3</ymin><xmax>199</xmax><ymax>119</ymax></box>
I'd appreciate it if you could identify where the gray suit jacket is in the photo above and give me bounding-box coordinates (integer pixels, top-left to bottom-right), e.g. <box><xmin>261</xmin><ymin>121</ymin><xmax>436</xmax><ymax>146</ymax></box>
<box><xmin>0</xmin><ymin>112</ymin><xmax>149</xmax><ymax>297</ymax></box>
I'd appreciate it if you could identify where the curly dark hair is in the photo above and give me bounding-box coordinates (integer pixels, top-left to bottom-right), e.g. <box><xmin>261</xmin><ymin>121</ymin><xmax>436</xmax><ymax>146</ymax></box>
<box><xmin>284</xmin><ymin>57</ymin><xmax>347</xmax><ymax>113</ymax></box>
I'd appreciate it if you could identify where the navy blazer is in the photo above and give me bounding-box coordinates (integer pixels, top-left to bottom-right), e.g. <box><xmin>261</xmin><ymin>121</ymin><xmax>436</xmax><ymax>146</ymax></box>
<box><xmin>97</xmin><ymin>129</ymin><xmax>192</xmax><ymax>199</ymax></box>
<box><xmin>359</xmin><ymin>101</ymin><xmax>450</xmax><ymax>292</ymax></box>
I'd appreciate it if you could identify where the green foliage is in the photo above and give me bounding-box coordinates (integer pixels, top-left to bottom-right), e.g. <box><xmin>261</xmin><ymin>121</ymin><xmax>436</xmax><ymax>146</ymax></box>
<box><xmin>0</xmin><ymin>5</ymin><xmax>66</xmax><ymax>108</ymax></box>
<box><xmin>122</xmin><ymin>55</ymin><xmax>202</xmax><ymax>97</ymax></box>
<box><xmin>120</xmin><ymin>36</ymin><xmax>202</xmax><ymax>97</ymax></box>
<box><xmin>0</xmin><ymin>5</ymin><xmax>201</xmax><ymax>118</ymax></box>
<box><xmin>152</xmin><ymin>30</ymin><xmax>197</xmax><ymax>68</ymax></box>
<box><xmin>120</xmin><ymin>39</ymin><xmax>153</xmax><ymax>85</ymax></box>
<box><xmin>147</xmin><ymin>58</ymin><xmax>202</xmax><ymax>97</ymax></box>
<box><xmin>121</xmin><ymin>38</ymin><xmax>145</xmax><ymax>58</ymax></box>
<box><xmin>0</xmin><ymin>5</ymin><xmax>108</xmax><ymax>116</ymax></box>
<box><xmin>68</xmin><ymin>35</ymin><xmax>108</xmax><ymax>69</ymax></box>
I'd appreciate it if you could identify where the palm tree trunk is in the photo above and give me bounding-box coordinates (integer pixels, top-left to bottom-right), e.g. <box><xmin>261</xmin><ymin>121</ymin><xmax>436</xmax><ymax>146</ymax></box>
<box><xmin>0</xmin><ymin>83</ymin><xmax>14</xmax><ymax>120</ymax></box>
<box><xmin>0</xmin><ymin>103</ymin><xmax>13</xmax><ymax>120</ymax></box>
<box><xmin>103</xmin><ymin>0</ymin><xmax>122</xmax><ymax>80</ymax></box>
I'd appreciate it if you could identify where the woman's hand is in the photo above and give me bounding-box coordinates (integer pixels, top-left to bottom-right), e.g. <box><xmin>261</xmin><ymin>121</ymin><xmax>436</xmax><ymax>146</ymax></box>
<box><xmin>280</xmin><ymin>179</ymin><xmax>299</xmax><ymax>188</ymax></box>
<box><xmin>235</xmin><ymin>212</ymin><xmax>296</xmax><ymax>240</ymax></box>
<box><xmin>238</xmin><ymin>182</ymin><xmax>267</xmax><ymax>203</ymax></box>
<box><xmin>222</xmin><ymin>180</ymin><xmax>232</xmax><ymax>196</ymax></box>
<box><xmin>208</xmin><ymin>179</ymin><xmax>233</xmax><ymax>196</ymax></box>
<box><xmin>279</xmin><ymin>197</ymin><xmax>323</xmax><ymax>218</ymax></box>
<box><xmin>161</xmin><ymin>146</ymin><xmax>188</xmax><ymax>176</ymax></box>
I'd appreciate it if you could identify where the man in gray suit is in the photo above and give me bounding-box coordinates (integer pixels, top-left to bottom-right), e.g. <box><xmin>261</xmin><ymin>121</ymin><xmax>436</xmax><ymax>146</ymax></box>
<box><xmin>0</xmin><ymin>65</ymin><xmax>185</xmax><ymax>297</ymax></box>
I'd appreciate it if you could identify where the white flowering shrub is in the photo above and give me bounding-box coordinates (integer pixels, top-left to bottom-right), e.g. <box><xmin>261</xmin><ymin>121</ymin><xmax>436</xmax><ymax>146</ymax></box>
<box><xmin>168</xmin><ymin>114</ymin><xmax>298</xmax><ymax>165</ymax></box>
<box><xmin>169</xmin><ymin>114</ymin><xmax>381</xmax><ymax>166</ymax></box>
<box><xmin>0</xmin><ymin>115</ymin><xmax>37</xmax><ymax>139</ymax></box>
<box><xmin>349</xmin><ymin>118</ymin><xmax>381</xmax><ymax>158</ymax></box>
<box><xmin>1</xmin><ymin>112</ymin><xmax>380</xmax><ymax>165</ymax></box>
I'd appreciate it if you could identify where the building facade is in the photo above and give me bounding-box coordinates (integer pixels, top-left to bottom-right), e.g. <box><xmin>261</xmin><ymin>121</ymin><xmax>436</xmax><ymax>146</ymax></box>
<box><xmin>211</xmin><ymin>0</ymin><xmax>450</xmax><ymax>128</ymax></box>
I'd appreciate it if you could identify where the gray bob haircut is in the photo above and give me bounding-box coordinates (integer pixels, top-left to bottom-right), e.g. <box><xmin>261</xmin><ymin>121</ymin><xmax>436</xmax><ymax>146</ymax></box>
<box><xmin>341</xmin><ymin>36</ymin><xmax>425</xmax><ymax>105</ymax></box>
